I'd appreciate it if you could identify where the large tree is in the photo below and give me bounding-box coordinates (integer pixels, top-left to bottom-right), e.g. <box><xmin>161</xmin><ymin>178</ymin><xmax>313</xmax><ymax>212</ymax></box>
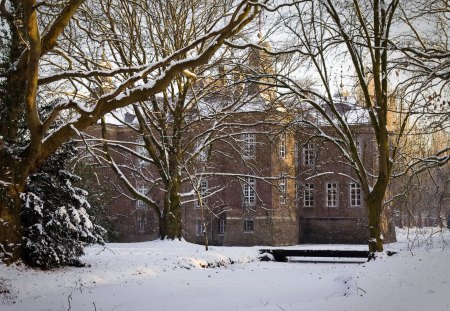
<box><xmin>84</xmin><ymin>51</ymin><xmax>287</xmax><ymax>241</ymax></box>
<box><xmin>255</xmin><ymin>0</ymin><xmax>449</xmax><ymax>253</ymax></box>
<box><xmin>0</xmin><ymin>0</ymin><xmax>261</xmax><ymax>263</ymax></box>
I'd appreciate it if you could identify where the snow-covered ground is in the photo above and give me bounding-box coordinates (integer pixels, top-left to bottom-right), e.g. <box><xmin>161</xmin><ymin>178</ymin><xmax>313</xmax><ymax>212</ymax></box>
<box><xmin>1</xmin><ymin>228</ymin><xmax>449</xmax><ymax>311</ymax></box>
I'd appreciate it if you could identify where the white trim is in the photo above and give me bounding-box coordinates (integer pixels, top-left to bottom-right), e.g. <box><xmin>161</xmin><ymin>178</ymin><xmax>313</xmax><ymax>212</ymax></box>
<box><xmin>196</xmin><ymin>219</ymin><xmax>205</xmax><ymax>236</ymax></box>
<box><xmin>349</xmin><ymin>182</ymin><xmax>362</xmax><ymax>207</ymax></box>
<box><xmin>304</xmin><ymin>183</ymin><xmax>314</xmax><ymax>207</ymax></box>
<box><xmin>242</xmin><ymin>133</ymin><xmax>256</xmax><ymax>159</ymax></box>
<box><xmin>218</xmin><ymin>218</ymin><xmax>226</xmax><ymax>235</ymax></box>
<box><xmin>136</xmin><ymin>186</ymin><xmax>147</xmax><ymax>209</ymax></box>
<box><xmin>326</xmin><ymin>182</ymin><xmax>338</xmax><ymax>208</ymax></box>
<box><xmin>243</xmin><ymin>177</ymin><xmax>256</xmax><ymax>206</ymax></box>
<box><xmin>303</xmin><ymin>142</ymin><xmax>315</xmax><ymax>166</ymax></box>
<box><xmin>279</xmin><ymin>132</ymin><xmax>286</xmax><ymax>159</ymax></box>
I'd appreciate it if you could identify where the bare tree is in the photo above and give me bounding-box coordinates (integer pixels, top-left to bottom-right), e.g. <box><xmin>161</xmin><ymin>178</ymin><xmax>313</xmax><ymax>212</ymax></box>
<box><xmin>0</xmin><ymin>0</ymin><xmax>261</xmax><ymax>263</ymax></box>
<box><xmin>83</xmin><ymin>56</ymin><xmax>291</xmax><ymax>240</ymax></box>
<box><xmin>391</xmin><ymin>127</ymin><xmax>450</xmax><ymax>228</ymax></box>
<box><xmin>252</xmin><ymin>0</ymin><xmax>449</xmax><ymax>253</ymax></box>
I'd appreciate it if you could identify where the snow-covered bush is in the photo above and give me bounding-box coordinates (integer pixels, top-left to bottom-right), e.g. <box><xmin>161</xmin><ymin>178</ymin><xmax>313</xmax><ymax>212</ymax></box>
<box><xmin>21</xmin><ymin>144</ymin><xmax>105</xmax><ymax>269</ymax></box>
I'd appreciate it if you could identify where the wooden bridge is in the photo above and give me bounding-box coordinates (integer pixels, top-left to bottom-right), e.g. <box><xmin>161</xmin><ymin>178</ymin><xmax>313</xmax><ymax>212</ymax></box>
<box><xmin>259</xmin><ymin>249</ymin><xmax>395</xmax><ymax>263</ymax></box>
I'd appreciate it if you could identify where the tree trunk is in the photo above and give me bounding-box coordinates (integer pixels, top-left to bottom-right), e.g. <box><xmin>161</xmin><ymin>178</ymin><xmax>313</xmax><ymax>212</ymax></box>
<box><xmin>165</xmin><ymin>206</ymin><xmax>182</xmax><ymax>240</ymax></box>
<box><xmin>203</xmin><ymin>223</ymin><xmax>209</xmax><ymax>251</ymax></box>
<box><xmin>160</xmin><ymin>184</ymin><xmax>182</xmax><ymax>240</ymax></box>
<box><xmin>159</xmin><ymin>215</ymin><xmax>167</xmax><ymax>239</ymax></box>
<box><xmin>159</xmin><ymin>208</ymin><xmax>182</xmax><ymax>240</ymax></box>
<box><xmin>0</xmin><ymin>2</ymin><xmax>26</xmax><ymax>264</ymax></box>
<box><xmin>367</xmin><ymin>196</ymin><xmax>384</xmax><ymax>253</ymax></box>
<box><xmin>0</xmin><ymin>187</ymin><xmax>23</xmax><ymax>263</ymax></box>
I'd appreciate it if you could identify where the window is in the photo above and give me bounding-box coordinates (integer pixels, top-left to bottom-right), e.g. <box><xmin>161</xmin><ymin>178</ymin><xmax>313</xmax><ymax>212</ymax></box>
<box><xmin>294</xmin><ymin>143</ymin><xmax>299</xmax><ymax>167</ymax></box>
<box><xmin>136</xmin><ymin>139</ymin><xmax>148</xmax><ymax>165</ymax></box>
<box><xmin>138</xmin><ymin>216</ymin><xmax>146</xmax><ymax>232</ymax></box>
<box><xmin>243</xmin><ymin>177</ymin><xmax>256</xmax><ymax>206</ymax></box>
<box><xmin>356</xmin><ymin>140</ymin><xmax>362</xmax><ymax>156</ymax></box>
<box><xmin>304</xmin><ymin>183</ymin><xmax>314</xmax><ymax>207</ymax></box>
<box><xmin>244</xmin><ymin>219</ymin><xmax>254</xmax><ymax>232</ymax></box>
<box><xmin>279</xmin><ymin>177</ymin><xmax>287</xmax><ymax>205</ymax></box>
<box><xmin>279</xmin><ymin>133</ymin><xmax>286</xmax><ymax>159</ymax></box>
<box><xmin>350</xmin><ymin>182</ymin><xmax>362</xmax><ymax>207</ymax></box>
<box><xmin>200</xmin><ymin>179</ymin><xmax>208</xmax><ymax>195</ymax></box>
<box><xmin>243</xmin><ymin>133</ymin><xmax>256</xmax><ymax>159</ymax></box>
<box><xmin>326</xmin><ymin>183</ymin><xmax>338</xmax><ymax>207</ymax></box>
<box><xmin>219</xmin><ymin>219</ymin><xmax>226</xmax><ymax>235</ymax></box>
<box><xmin>195</xmin><ymin>179</ymin><xmax>208</xmax><ymax>208</ymax></box>
<box><xmin>196</xmin><ymin>220</ymin><xmax>205</xmax><ymax>236</ymax></box>
<box><xmin>303</xmin><ymin>143</ymin><xmax>315</xmax><ymax>166</ymax></box>
<box><xmin>196</xmin><ymin>142</ymin><xmax>208</xmax><ymax>162</ymax></box>
<box><xmin>136</xmin><ymin>186</ymin><xmax>147</xmax><ymax>209</ymax></box>
<box><xmin>136</xmin><ymin>139</ymin><xmax>147</xmax><ymax>157</ymax></box>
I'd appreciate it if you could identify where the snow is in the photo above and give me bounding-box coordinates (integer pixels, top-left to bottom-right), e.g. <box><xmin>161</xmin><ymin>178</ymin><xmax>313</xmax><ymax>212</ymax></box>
<box><xmin>1</xmin><ymin>228</ymin><xmax>450</xmax><ymax>311</ymax></box>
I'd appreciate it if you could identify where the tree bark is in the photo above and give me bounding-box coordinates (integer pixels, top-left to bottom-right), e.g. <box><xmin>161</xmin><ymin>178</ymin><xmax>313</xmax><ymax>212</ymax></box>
<box><xmin>0</xmin><ymin>2</ymin><xmax>26</xmax><ymax>264</ymax></box>
<box><xmin>163</xmin><ymin>181</ymin><xmax>183</xmax><ymax>240</ymax></box>
<box><xmin>0</xmin><ymin>187</ymin><xmax>23</xmax><ymax>263</ymax></box>
<box><xmin>164</xmin><ymin>205</ymin><xmax>182</xmax><ymax>240</ymax></box>
<box><xmin>367</xmin><ymin>195</ymin><xmax>384</xmax><ymax>253</ymax></box>
<box><xmin>159</xmin><ymin>207</ymin><xmax>182</xmax><ymax>240</ymax></box>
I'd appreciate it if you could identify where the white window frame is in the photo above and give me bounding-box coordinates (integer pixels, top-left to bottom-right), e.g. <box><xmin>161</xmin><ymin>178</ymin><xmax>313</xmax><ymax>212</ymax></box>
<box><xmin>279</xmin><ymin>133</ymin><xmax>286</xmax><ymax>159</ymax></box>
<box><xmin>350</xmin><ymin>182</ymin><xmax>362</xmax><ymax>207</ymax></box>
<box><xmin>242</xmin><ymin>133</ymin><xmax>256</xmax><ymax>159</ymax></box>
<box><xmin>279</xmin><ymin>177</ymin><xmax>287</xmax><ymax>205</ymax></box>
<box><xmin>243</xmin><ymin>177</ymin><xmax>256</xmax><ymax>206</ymax></box>
<box><xmin>303</xmin><ymin>142</ymin><xmax>315</xmax><ymax>166</ymax></box>
<box><xmin>136</xmin><ymin>186</ymin><xmax>147</xmax><ymax>209</ymax></box>
<box><xmin>136</xmin><ymin>139</ymin><xmax>149</xmax><ymax>166</ymax></box>
<box><xmin>218</xmin><ymin>218</ymin><xmax>226</xmax><ymax>235</ymax></box>
<box><xmin>196</xmin><ymin>220</ymin><xmax>205</xmax><ymax>236</ymax></box>
<box><xmin>326</xmin><ymin>182</ymin><xmax>338</xmax><ymax>207</ymax></box>
<box><xmin>244</xmin><ymin>219</ymin><xmax>254</xmax><ymax>233</ymax></box>
<box><xmin>304</xmin><ymin>183</ymin><xmax>314</xmax><ymax>207</ymax></box>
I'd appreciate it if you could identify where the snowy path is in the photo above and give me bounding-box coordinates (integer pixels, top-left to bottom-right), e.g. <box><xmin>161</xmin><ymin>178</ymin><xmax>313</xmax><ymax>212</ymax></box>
<box><xmin>1</xmin><ymin>228</ymin><xmax>449</xmax><ymax>311</ymax></box>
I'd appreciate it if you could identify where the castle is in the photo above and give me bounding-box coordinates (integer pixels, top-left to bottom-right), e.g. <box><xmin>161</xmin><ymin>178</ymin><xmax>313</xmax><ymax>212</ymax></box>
<box><xmin>80</xmin><ymin>46</ymin><xmax>397</xmax><ymax>246</ymax></box>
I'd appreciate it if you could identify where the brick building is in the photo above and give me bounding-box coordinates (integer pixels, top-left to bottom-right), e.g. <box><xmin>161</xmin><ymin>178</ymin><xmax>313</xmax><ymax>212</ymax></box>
<box><xmin>82</xmin><ymin>92</ymin><xmax>396</xmax><ymax>245</ymax></box>
<box><xmin>182</xmin><ymin>110</ymin><xmax>298</xmax><ymax>246</ymax></box>
<box><xmin>80</xmin><ymin>44</ymin><xmax>396</xmax><ymax>246</ymax></box>
<box><xmin>80</xmin><ymin>124</ymin><xmax>161</xmax><ymax>242</ymax></box>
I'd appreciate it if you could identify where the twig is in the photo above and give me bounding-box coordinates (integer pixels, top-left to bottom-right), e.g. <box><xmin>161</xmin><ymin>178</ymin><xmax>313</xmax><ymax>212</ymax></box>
<box><xmin>67</xmin><ymin>292</ymin><xmax>72</xmax><ymax>311</ymax></box>
<box><xmin>95</xmin><ymin>246</ymin><xmax>115</xmax><ymax>255</ymax></box>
